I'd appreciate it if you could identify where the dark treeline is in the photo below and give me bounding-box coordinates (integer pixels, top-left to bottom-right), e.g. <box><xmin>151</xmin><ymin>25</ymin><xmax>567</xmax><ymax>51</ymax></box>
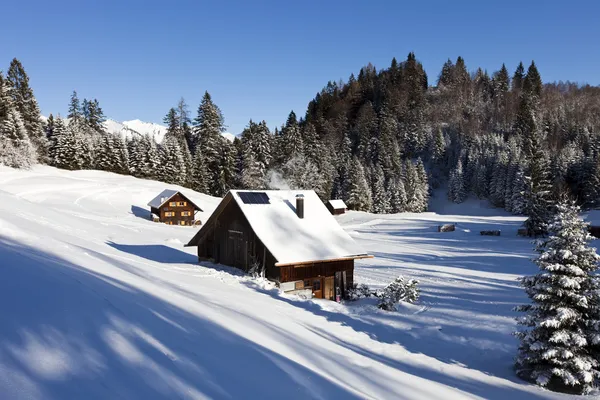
<box><xmin>2</xmin><ymin>54</ymin><xmax>600</xmax><ymax>230</ymax></box>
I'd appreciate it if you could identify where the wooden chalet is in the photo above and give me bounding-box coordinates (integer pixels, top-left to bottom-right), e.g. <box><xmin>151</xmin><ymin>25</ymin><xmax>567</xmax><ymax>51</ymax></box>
<box><xmin>185</xmin><ymin>190</ymin><xmax>372</xmax><ymax>300</ymax></box>
<box><xmin>147</xmin><ymin>190</ymin><xmax>202</xmax><ymax>226</ymax></box>
<box><xmin>327</xmin><ymin>199</ymin><xmax>348</xmax><ymax>215</ymax></box>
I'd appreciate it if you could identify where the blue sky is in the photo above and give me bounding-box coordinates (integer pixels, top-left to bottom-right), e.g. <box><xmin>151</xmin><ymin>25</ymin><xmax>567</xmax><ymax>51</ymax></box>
<box><xmin>2</xmin><ymin>0</ymin><xmax>598</xmax><ymax>134</ymax></box>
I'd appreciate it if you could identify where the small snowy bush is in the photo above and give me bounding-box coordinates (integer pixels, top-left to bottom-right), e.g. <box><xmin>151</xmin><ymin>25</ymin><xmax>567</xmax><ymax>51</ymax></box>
<box><xmin>347</xmin><ymin>283</ymin><xmax>372</xmax><ymax>301</ymax></box>
<box><xmin>377</xmin><ymin>276</ymin><xmax>419</xmax><ymax>311</ymax></box>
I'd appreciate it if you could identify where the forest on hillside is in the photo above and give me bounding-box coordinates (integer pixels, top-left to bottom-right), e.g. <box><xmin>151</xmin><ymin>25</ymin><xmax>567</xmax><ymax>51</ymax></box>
<box><xmin>2</xmin><ymin>54</ymin><xmax>600</xmax><ymax>227</ymax></box>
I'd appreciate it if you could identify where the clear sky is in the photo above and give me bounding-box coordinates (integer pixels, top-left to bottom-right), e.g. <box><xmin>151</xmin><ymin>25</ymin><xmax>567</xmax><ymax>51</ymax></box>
<box><xmin>2</xmin><ymin>0</ymin><xmax>598</xmax><ymax>135</ymax></box>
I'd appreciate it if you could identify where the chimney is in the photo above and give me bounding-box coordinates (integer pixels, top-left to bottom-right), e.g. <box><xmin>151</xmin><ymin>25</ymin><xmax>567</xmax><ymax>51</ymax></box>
<box><xmin>296</xmin><ymin>194</ymin><xmax>304</xmax><ymax>219</ymax></box>
<box><xmin>160</xmin><ymin>196</ymin><xmax>165</xmax><ymax>203</ymax></box>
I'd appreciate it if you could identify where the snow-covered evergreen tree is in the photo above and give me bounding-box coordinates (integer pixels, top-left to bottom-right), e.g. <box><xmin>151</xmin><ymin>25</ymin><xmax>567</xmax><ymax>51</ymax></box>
<box><xmin>346</xmin><ymin>157</ymin><xmax>372</xmax><ymax>211</ymax></box>
<box><xmin>193</xmin><ymin>91</ymin><xmax>226</xmax><ymax>195</ymax></box>
<box><xmin>6</xmin><ymin>58</ymin><xmax>46</xmax><ymax>161</ymax></box>
<box><xmin>448</xmin><ymin>159</ymin><xmax>467</xmax><ymax>203</ymax></box>
<box><xmin>515</xmin><ymin>202</ymin><xmax>600</xmax><ymax>394</ymax></box>
<box><xmin>159</xmin><ymin>136</ymin><xmax>186</xmax><ymax>185</ymax></box>
<box><xmin>371</xmin><ymin>165</ymin><xmax>390</xmax><ymax>214</ymax></box>
<box><xmin>387</xmin><ymin>176</ymin><xmax>407</xmax><ymax>213</ymax></box>
<box><xmin>190</xmin><ymin>146</ymin><xmax>209</xmax><ymax>193</ymax></box>
<box><xmin>53</xmin><ymin>119</ymin><xmax>84</xmax><ymax>170</ymax></box>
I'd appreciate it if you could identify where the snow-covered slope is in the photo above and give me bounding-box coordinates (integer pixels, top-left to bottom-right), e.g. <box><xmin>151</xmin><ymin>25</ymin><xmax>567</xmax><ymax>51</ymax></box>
<box><xmin>0</xmin><ymin>166</ymin><xmax>583</xmax><ymax>399</ymax></box>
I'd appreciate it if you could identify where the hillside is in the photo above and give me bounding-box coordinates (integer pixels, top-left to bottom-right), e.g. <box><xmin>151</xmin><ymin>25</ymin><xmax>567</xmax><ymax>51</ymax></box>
<box><xmin>0</xmin><ymin>166</ymin><xmax>585</xmax><ymax>399</ymax></box>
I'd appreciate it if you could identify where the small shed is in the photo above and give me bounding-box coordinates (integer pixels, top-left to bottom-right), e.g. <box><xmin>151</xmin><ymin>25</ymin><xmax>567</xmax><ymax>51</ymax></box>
<box><xmin>147</xmin><ymin>189</ymin><xmax>202</xmax><ymax>226</ymax></box>
<box><xmin>185</xmin><ymin>190</ymin><xmax>372</xmax><ymax>300</ymax></box>
<box><xmin>327</xmin><ymin>199</ymin><xmax>348</xmax><ymax>215</ymax></box>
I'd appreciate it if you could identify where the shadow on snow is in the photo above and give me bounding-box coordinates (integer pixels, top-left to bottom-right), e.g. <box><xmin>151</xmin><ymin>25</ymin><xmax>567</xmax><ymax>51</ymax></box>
<box><xmin>0</xmin><ymin>236</ymin><xmax>359</xmax><ymax>400</ymax></box>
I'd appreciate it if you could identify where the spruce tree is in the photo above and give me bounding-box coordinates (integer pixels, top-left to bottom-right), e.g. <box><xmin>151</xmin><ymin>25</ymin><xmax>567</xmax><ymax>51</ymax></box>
<box><xmin>190</xmin><ymin>146</ymin><xmax>209</xmax><ymax>193</ymax></box>
<box><xmin>513</xmin><ymin>62</ymin><xmax>525</xmax><ymax>92</ymax></box>
<box><xmin>523</xmin><ymin>61</ymin><xmax>543</xmax><ymax>99</ymax></box>
<box><xmin>387</xmin><ymin>177</ymin><xmax>407</xmax><ymax>213</ymax></box>
<box><xmin>346</xmin><ymin>157</ymin><xmax>372</xmax><ymax>211</ymax></box>
<box><xmin>193</xmin><ymin>91</ymin><xmax>225</xmax><ymax>195</ymax></box>
<box><xmin>371</xmin><ymin>165</ymin><xmax>390</xmax><ymax>214</ymax></box>
<box><xmin>522</xmin><ymin>128</ymin><xmax>552</xmax><ymax>236</ymax></box>
<box><xmin>448</xmin><ymin>159</ymin><xmax>467</xmax><ymax>203</ymax></box>
<box><xmin>159</xmin><ymin>136</ymin><xmax>186</xmax><ymax>185</ymax></box>
<box><xmin>6</xmin><ymin>58</ymin><xmax>45</xmax><ymax>161</ymax></box>
<box><xmin>67</xmin><ymin>90</ymin><xmax>82</xmax><ymax>121</ymax></box>
<box><xmin>515</xmin><ymin>202</ymin><xmax>600</xmax><ymax>394</ymax></box>
<box><xmin>281</xmin><ymin>111</ymin><xmax>303</xmax><ymax>161</ymax></box>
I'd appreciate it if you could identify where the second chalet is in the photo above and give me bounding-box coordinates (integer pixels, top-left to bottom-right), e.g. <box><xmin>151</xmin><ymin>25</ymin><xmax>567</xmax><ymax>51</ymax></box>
<box><xmin>148</xmin><ymin>189</ymin><xmax>202</xmax><ymax>226</ymax></box>
<box><xmin>185</xmin><ymin>190</ymin><xmax>372</xmax><ymax>300</ymax></box>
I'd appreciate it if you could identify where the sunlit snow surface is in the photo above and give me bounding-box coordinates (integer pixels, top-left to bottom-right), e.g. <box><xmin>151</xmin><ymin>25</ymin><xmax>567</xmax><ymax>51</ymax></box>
<box><xmin>0</xmin><ymin>165</ymin><xmax>589</xmax><ymax>399</ymax></box>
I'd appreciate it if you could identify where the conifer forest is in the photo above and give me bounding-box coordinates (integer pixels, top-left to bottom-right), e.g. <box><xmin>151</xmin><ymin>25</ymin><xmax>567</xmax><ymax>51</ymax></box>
<box><xmin>2</xmin><ymin>54</ymin><xmax>600</xmax><ymax>232</ymax></box>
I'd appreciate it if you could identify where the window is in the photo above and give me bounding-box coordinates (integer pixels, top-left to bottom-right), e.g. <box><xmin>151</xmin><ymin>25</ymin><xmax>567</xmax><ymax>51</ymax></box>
<box><xmin>178</xmin><ymin>201</ymin><xmax>187</xmax><ymax>206</ymax></box>
<box><xmin>181</xmin><ymin>211</ymin><xmax>191</xmax><ymax>217</ymax></box>
<box><xmin>169</xmin><ymin>202</ymin><xmax>177</xmax><ymax>207</ymax></box>
<box><xmin>304</xmin><ymin>279</ymin><xmax>311</xmax><ymax>288</ymax></box>
<box><xmin>180</xmin><ymin>221</ymin><xmax>186</xmax><ymax>226</ymax></box>
<box><xmin>313</xmin><ymin>279</ymin><xmax>321</xmax><ymax>291</ymax></box>
<box><xmin>165</xmin><ymin>212</ymin><xmax>175</xmax><ymax>217</ymax></box>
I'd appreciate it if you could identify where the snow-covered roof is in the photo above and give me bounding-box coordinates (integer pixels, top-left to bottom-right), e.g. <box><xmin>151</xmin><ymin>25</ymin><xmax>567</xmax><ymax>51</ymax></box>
<box><xmin>328</xmin><ymin>199</ymin><xmax>347</xmax><ymax>210</ymax></box>
<box><xmin>147</xmin><ymin>189</ymin><xmax>202</xmax><ymax>210</ymax></box>
<box><xmin>187</xmin><ymin>190</ymin><xmax>369</xmax><ymax>266</ymax></box>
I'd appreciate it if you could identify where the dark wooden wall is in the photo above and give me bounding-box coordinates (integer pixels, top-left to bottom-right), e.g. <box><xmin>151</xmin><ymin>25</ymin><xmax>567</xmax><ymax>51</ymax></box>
<box><xmin>280</xmin><ymin>259</ymin><xmax>354</xmax><ymax>286</ymax></box>
<box><xmin>199</xmin><ymin>199</ymin><xmax>278</xmax><ymax>278</ymax></box>
<box><xmin>158</xmin><ymin>193</ymin><xmax>196</xmax><ymax>225</ymax></box>
<box><xmin>326</xmin><ymin>203</ymin><xmax>346</xmax><ymax>215</ymax></box>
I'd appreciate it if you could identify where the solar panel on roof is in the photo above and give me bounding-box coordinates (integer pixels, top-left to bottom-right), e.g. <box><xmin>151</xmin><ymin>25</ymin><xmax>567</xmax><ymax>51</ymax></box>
<box><xmin>238</xmin><ymin>191</ymin><xmax>270</xmax><ymax>204</ymax></box>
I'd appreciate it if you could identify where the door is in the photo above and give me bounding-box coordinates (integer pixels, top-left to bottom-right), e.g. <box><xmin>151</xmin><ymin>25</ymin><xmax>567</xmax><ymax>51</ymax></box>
<box><xmin>312</xmin><ymin>277</ymin><xmax>323</xmax><ymax>299</ymax></box>
<box><xmin>324</xmin><ymin>276</ymin><xmax>334</xmax><ymax>300</ymax></box>
<box><xmin>228</xmin><ymin>230</ymin><xmax>244</xmax><ymax>268</ymax></box>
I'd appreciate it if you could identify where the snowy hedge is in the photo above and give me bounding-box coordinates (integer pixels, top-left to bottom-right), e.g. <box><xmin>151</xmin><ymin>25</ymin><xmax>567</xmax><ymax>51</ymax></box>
<box><xmin>377</xmin><ymin>276</ymin><xmax>420</xmax><ymax>311</ymax></box>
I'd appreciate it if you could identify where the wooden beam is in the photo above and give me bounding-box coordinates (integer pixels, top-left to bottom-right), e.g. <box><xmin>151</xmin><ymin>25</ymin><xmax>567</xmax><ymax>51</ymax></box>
<box><xmin>275</xmin><ymin>254</ymin><xmax>374</xmax><ymax>267</ymax></box>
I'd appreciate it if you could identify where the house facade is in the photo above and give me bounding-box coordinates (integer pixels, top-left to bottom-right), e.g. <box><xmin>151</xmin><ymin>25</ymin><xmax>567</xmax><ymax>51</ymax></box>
<box><xmin>147</xmin><ymin>190</ymin><xmax>202</xmax><ymax>226</ymax></box>
<box><xmin>186</xmin><ymin>190</ymin><xmax>371</xmax><ymax>300</ymax></box>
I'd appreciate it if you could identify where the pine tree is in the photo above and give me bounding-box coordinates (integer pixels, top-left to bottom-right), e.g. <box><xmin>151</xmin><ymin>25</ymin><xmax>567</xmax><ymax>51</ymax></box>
<box><xmin>387</xmin><ymin>177</ymin><xmax>407</xmax><ymax>213</ymax></box>
<box><xmin>332</xmin><ymin>131</ymin><xmax>353</xmax><ymax>201</ymax></box>
<box><xmin>240</xmin><ymin>143</ymin><xmax>264</xmax><ymax>189</ymax></box>
<box><xmin>281</xmin><ymin>111</ymin><xmax>303</xmax><ymax>161</ymax></box>
<box><xmin>53</xmin><ymin>120</ymin><xmax>84</xmax><ymax>170</ymax></box>
<box><xmin>159</xmin><ymin>136</ymin><xmax>186</xmax><ymax>185</ymax></box>
<box><xmin>190</xmin><ymin>146</ymin><xmax>209</xmax><ymax>193</ymax></box>
<box><xmin>163</xmin><ymin>108</ymin><xmax>180</xmax><ymax>138</ymax></box>
<box><xmin>67</xmin><ymin>91</ymin><xmax>82</xmax><ymax>121</ymax></box>
<box><xmin>513</xmin><ymin>62</ymin><xmax>525</xmax><ymax>92</ymax></box>
<box><xmin>523</xmin><ymin>129</ymin><xmax>552</xmax><ymax>236</ymax></box>
<box><xmin>346</xmin><ymin>157</ymin><xmax>372</xmax><ymax>211</ymax></box>
<box><xmin>448</xmin><ymin>159</ymin><xmax>467</xmax><ymax>203</ymax></box>
<box><xmin>511</xmin><ymin>167</ymin><xmax>527</xmax><ymax>214</ymax></box>
<box><xmin>6</xmin><ymin>58</ymin><xmax>45</xmax><ymax>161</ymax></box>
<box><xmin>523</xmin><ymin>61</ymin><xmax>543</xmax><ymax>99</ymax></box>
<box><xmin>215</xmin><ymin>139</ymin><xmax>237</xmax><ymax>196</ymax></box>
<box><xmin>515</xmin><ymin>202</ymin><xmax>600</xmax><ymax>394</ymax></box>
<box><xmin>371</xmin><ymin>165</ymin><xmax>390</xmax><ymax>213</ymax></box>
<box><xmin>193</xmin><ymin>91</ymin><xmax>225</xmax><ymax>195</ymax></box>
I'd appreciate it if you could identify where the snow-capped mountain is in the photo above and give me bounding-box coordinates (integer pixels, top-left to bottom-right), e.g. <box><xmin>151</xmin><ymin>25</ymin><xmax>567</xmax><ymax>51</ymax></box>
<box><xmin>104</xmin><ymin>118</ymin><xmax>237</xmax><ymax>144</ymax></box>
<box><xmin>103</xmin><ymin>119</ymin><xmax>168</xmax><ymax>143</ymax></box>
<box><xmin>42</xmin><ymin>116</ymin><xmax>236</xmax><ymax>144</ymax></box>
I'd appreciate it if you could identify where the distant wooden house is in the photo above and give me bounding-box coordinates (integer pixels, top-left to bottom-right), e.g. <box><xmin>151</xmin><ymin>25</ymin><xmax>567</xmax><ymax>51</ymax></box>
<box><xmin>185</xmin><ymin>190</ymin><xmax>372</xmax><ymax>300</ymax></box>
<box><xmin>326</xmin><ymin>199</ymin><xmax>348</xmax><ymax>215</ymax></box>
<box><xmin>147</xmin><ymin>190</ymin><xmax>202</xmax><ymax>226</ymax></box>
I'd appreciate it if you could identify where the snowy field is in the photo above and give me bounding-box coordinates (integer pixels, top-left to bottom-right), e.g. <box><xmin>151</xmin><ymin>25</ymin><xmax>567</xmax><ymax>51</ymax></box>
<box><xmin>0</xmin><ymin>166</ymin><xmax>587</xmax><ymax>399</ymax></box>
